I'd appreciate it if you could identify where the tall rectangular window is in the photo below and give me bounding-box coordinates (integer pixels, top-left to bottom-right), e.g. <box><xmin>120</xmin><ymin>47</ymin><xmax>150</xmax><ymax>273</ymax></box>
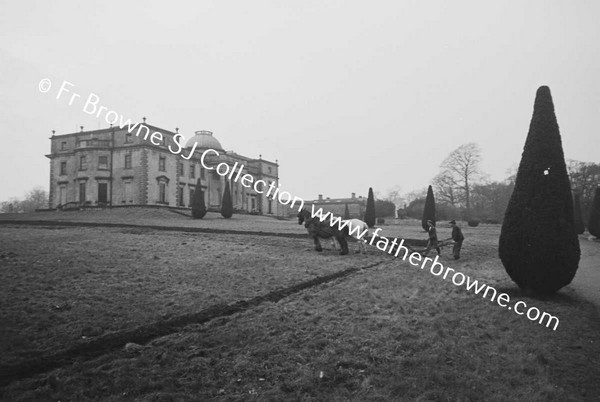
<box><xmin>159</xmin><ymin>182</ymin><xmax>166</xmax><ymax>203</ymax></box>
<box><xmin>98</xmin><ymin>183</ymin><xmax>108</xmax><ymax>203</ymax></box>
<box><xmin>159</xmin><ymin>156</ymin><xmax>166</xmax><ymax>172</ymax></box>
<box><xmin>125</xmin><ymin>133</ymin><xmax>133</xmax><ymax>143</ymax></box>
<box><xmin>177</xmin><ymin>162</ymin><xmax>184</xmax><ymax>177</ymax></box>
<box><xmin>200</xmin><ymin>168</ymin><xmax>205</xmax><ymax>180</ymax></box>
<box><xmin>189</xmin><ymin>164</ymin><xmax>195</xmax><ymax>178</ymax></box>
<box><xmin>61</xmin><ymin>141</ymin><xmax>67</xmax><ymax>150</ymax></box>
<box><xmin>79</xmin><ymin>182</ymin><xmax>86</xmax><ymax>202</ymax></box>
<box><xmin>79</xmin><ymin>156</ymin><xmax>87</xmax><ymax>170</ymax></box>
<box><xmin>178</xmin><ymin>186</ymin><xmax>184</xmax><ymax>206</ymax></box>
<box><xmin>124</xmin><ymin>153</ymin><xmax>132</xmax><ymax>169</ymax></box>
<box><xmin>60</xmin><ymin>161</ymin><xmax>67</xmax><ymax>175</ymax></box>
<box><xmin>98</xmin><ymin>156</ymin><xmax>108</xmax><ymax>170</ymax></box>
<box><xmin>124</xmin><ymin>180</ymin><xmax>132</xmax><ymax>203</ymax></box>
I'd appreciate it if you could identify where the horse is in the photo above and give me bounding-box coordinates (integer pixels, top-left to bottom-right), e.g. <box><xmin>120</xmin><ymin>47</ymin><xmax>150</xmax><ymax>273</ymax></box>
<box><xmin>329</xmin><ymin>219</ymin><xmax>372</xmax><ymax>253</ymax></box>
<box><xmin>297</xmin><ymin>209</ymin><xmax>350</xmax><ymax>255</ymax></box>
<box><xmin>343</xmin><ymin>218</ymin><xmax>372</xmax><ymax>253</ymax></box>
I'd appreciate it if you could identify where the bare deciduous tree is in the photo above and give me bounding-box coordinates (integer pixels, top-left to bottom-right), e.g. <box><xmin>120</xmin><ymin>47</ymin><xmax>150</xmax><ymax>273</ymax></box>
<box><xmin>435</xmin><ymin>143</ymin><xmax>484</xmax><ymax>215</ymax></box>
<box><xmin>383</xmin><ymin>185</ymin><xmax>404</xmax><ymax>208</ymax></box>
<box><xmin>433</xmin><ymin>171</ymin><xmax>458</xmax><ymax>206</ymax></box>
<box><xmin>0</xmin><ymin>187</ymin><xmax>48</xmax><ymax>213</ymax></box>
<box><xmin>403</xmin><ymin>187</ymin><xmax>427</xmax><ymax>205</ymax></box>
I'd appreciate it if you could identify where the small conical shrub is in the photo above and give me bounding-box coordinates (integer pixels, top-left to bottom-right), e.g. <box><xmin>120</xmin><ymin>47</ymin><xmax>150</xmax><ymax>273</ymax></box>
<box><xmin>344</xmin><ymin>203</ymin><xmax>350</xmax><ymax>219</ymax></box>
<box><xmin>499</xmin><ymin>86</ymin><xmax>580</xmax><ymax>294</ymax></box>
<box><xmin>589</xmin><ymin>187</ymin><xmax>600</xmax><ymax>238</ymax></box>
<box><xmin>364</xmin><ymin>188</ymin><xmax>376</xmax><ymax>228</ymax></box>
<box><xmin>221</xmin><ymin>180</ymin><xmax>233</xmax><ymax>219</ymax></box>
<box><xmin>573</xmin><ymin>193</ymin><xmax>585</xmax><ymax>234</ymax></box>
<box><xmin>421</xmin><ymin>185</ymin><xmax>436</xmax><ymax>232</ymax></box>
<box><xmin>191</xmin><ymin>178</ymin><xmax>207</xmax><ymax>219</ymax></box>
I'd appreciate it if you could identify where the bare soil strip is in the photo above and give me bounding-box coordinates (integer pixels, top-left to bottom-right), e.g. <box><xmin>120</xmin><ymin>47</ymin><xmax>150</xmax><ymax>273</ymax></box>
<box><xmin>0</xmin><ymin>259</ymin><xmax>387</xmax><ymax>387</ymax></box>
<box><xmin>0</xmin><ymin>220</ymin><xmax>308</xmax><ymax>239</ymax></box>
<box><xmin>0</xmin><ymin>220</ymin><xmax>429</xmax><ymax>247</ymax></box>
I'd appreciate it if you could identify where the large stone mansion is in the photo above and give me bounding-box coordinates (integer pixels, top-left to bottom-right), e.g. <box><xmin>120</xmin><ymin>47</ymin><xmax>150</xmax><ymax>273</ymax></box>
<box><xmin>46</xmin><ymin>121</ymin><xmax>283</xmax><ymax>215</ymax></box>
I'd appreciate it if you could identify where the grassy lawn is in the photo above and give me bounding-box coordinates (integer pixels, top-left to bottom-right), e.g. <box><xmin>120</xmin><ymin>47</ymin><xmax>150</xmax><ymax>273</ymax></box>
<box><xmin>1</xmin><ymin>212</ymin><xmax>599</xmax><ymax>401</ymax></box>
<box><xmin>0</xmin><ymin>225</ymin><xmax>387</xmax><ymax>368</ymax></box>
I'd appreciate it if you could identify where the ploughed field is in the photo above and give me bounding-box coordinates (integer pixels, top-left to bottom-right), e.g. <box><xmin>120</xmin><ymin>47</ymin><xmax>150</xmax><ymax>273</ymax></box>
<box><xmin>1</xmin><ymin>213</ymin><xmax>600</xmax><ymax>401</ymax></box>
<box><xmin>0</xmin><ymin>225</ymin><xmax>386</xmax><ymax>367</ymax></box>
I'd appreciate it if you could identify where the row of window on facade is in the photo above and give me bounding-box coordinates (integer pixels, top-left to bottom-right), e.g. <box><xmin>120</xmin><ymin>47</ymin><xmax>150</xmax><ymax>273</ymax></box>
<box><xmin>59</xmin><ymin>154</ymin><xmax>206</xmax><ymax>180</ymax></box>
<box><xmin>59</xmin><ymin>134</ymin><xmax>138</xmax><ymax>151</ymax></box>
<box><xmin>161</xmin><ymin>157</ymin><xmax>206</xmax><ymax>180</ymax></box>
<box><xmin>172</xmin><ymin>185</ymin><xmax>265</xmax><ymax>211</ymax></box>
<box><xmin>58</xmin><ymin>180</ymin><xmax>132</xmax><ymax>205</ymax></box>
<box><xmin>59</xmin><ymin>179</ymin><xmax>270</xmax><ymax>213</ymax></box>
<box><xmin>59</xmin><ymin>155</ymin><xmax>115</xmax><ymax>174</ymax></box>
<box><xmin>60</xmin><ymin>181</ymin><xmax>243</xmax><ymax>209</ymax></box>
<box><xmin>59</xmin><ymin>181</ymin><xmax>166</xmax><ymax>205</ymax></box>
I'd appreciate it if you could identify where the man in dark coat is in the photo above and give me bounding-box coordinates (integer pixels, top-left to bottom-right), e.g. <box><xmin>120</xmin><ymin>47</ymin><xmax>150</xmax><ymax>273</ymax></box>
<box><xmin>449</xmin><ymin>220</ymin><xmax>464</xmax><ymax>260</ymax></box>
<box><xmin>427</xmin><ymin>220</ymin><xmax>441</xmax><ymax>256</ymax></box>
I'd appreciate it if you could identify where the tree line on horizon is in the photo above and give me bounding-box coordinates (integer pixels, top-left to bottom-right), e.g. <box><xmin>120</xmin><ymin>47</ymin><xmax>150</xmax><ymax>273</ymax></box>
<box><xmin>392</xmin><ymin>144</ymin><xmax>599</xmax><ymax>228</ymax></box>
<box><xmin>0</xmin><ymin>188</ymin><xmax>48</xmax><ymax>213</ymax></box>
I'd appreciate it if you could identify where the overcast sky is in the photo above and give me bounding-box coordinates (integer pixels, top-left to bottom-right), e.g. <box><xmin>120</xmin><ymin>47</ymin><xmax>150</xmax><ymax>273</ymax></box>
<box><xmin>1</xmin><ymin>0</ymin><xmax>598</xmax><ymax>203</ymax></box>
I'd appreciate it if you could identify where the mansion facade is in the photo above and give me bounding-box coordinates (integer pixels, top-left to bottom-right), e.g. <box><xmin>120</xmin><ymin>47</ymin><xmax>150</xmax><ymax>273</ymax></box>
<box><xmin>46</xmin><ymin>122</ymin><xmax>282</xmax><ymax>215</ymax></box>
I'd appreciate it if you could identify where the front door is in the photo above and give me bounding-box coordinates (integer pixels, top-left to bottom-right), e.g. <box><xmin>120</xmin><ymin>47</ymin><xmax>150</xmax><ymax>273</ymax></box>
<box><xmin>98</xmin><ymin>183</ymin><xmax>108</xmax><ymax>203</ymax></box>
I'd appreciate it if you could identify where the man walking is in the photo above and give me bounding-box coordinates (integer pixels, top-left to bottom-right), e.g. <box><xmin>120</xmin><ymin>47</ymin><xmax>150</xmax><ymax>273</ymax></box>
<box><xmin>449</xmin><ymin>220</ymin><xmax>464</xmax><ymax>260</ymax></box>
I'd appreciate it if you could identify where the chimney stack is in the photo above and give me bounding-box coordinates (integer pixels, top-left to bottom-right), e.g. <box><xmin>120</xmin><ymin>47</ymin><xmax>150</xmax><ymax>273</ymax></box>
<box><xmin>351</xmin><ymin>192</ymin><xmax>356</xmax><ymax>199</ymax></box>
<box><xmin>318</xmin><ymin>194</ymin><xmax>323</xmax><ymax>201</ymax></box>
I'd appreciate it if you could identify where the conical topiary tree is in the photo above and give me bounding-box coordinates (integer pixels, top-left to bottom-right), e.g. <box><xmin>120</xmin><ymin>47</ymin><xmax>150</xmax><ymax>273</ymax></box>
<box><xmin>421</xmin><ymin>185</ymin><xmax>436</xmax><ymax>232</ymax></box>
<box><xmin>589</xmin><ymin>187</ymin><xmax>600</xmax><ymax>238</ymax></box>
<box><xmin>573</xmin><ymin>193</ymin><xmax>585</xmax><ymax>234</ymax></box>
<box><xmin>191</xmin><ymin>178</ymin><xmax>207</xmax><ymax>219</ymax></box>
<box><xmin>364</xmin><ymin>188</ymin><xmax>376</xmax><ymax>228</ymax></box>
<box><xmin>499</xmin><ymin>86</ymin><xmax>580</xmax><ymax>294</ymax></box>
<box><xmin>221</xmin><ymin>180</ymin><xmax>233</xmax><ymax>219</ymax></box>
<box><xmin>344</xmin><ymin>203</ymin><xmax>350</xmax><ymax>219</ymax></box>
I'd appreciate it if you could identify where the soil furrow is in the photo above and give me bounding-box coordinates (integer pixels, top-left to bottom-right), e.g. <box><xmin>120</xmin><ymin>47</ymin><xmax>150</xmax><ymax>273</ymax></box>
<box><xmin>0</xmin><ymin>259</ymin><xmax>388</xmax><ymax>387</ymax></box>
<box><xmin>0</xmin><ymin>220</ymin><xmax>309</xmax><ymax>239</ymax></box>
